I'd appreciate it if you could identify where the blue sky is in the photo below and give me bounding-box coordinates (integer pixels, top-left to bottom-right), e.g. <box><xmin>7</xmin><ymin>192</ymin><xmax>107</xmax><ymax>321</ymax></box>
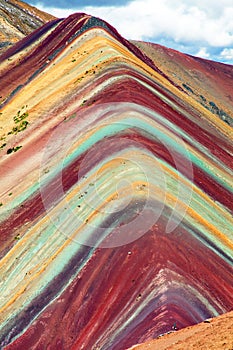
<box><xmin>27</xmin><ymin>0</ymin><xmax>233</xmax><ymax>64</ymax></box>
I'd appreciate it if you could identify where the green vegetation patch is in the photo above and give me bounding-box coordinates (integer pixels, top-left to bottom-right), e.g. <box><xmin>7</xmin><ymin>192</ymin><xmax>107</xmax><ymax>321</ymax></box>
<box><xmin>8</xmin><ymin>106</ymin><xmax>29</xmax><ymax>135</ymax></box>
<box><xmin>7</xmin><ymin>146</ymin><xmax>22</xmax><ymax>154</ymax></box>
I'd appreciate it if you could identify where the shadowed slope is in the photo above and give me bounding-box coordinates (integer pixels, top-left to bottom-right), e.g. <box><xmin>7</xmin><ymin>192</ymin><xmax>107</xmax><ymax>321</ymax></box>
<box><xmin>0</xmin><ymin>0</ymin><xmax>56</xmax><ymax>53</ymax></box>
<box><xmin>0</xmin><ymin>12</ymin><xmax>232</xmax><ymax>350</ymax></box>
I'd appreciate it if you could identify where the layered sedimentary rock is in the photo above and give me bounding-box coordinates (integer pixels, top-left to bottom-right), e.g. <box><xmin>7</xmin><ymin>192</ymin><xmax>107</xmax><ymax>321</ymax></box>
<box><xmin>0</xmin><ymin>12</ymin><xmax>232</xmax><ymax>350</ymax></box>
<box><xmin>0</xmin><ymin>0</ymin><xmax>55</xmax><ymax>52</ymax></box>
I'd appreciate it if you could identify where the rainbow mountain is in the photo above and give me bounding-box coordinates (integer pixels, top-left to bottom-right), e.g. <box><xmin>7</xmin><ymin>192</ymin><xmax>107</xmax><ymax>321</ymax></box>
<box><xmin>0</xmin><ymin>11</ymin><xmax>233</xmax><ymax>350</ymax></box>
<box><xmin>0</xmin><ymin>0</ymin><xmax>55</xmax><ymax>53</ymax></box>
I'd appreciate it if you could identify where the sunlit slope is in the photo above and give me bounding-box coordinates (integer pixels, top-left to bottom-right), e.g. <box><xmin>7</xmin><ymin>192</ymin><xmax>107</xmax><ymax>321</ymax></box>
<box><xmin>127</xmin><ymin>310</ymin><xmax>233</xmax><ymax>350</ymax></box>
<box><xmin>0</xmin><ymin>0</ymin><xmax>56</xmax><ymax>53</ymax></box>
<box><xmin>132</xmin><ymin>40</ymin><xmax>233</xmax><ymax>127</ymax></box>
<box><xmin>0</xmin><ymin>13</ymin><xmax>232</xmax><ymax>350</ymax></box>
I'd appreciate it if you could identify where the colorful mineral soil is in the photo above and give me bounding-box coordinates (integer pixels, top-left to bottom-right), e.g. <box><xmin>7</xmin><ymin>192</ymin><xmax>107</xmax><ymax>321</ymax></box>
<box><xmin>0</xmin><ymin>0</ymin><xmax>55</xmax><ymax>53</ymax></box>
<box><xmin>0</xmin><ymin>11</ymin><xmax>232</xmax><ymax>350</ymax></box>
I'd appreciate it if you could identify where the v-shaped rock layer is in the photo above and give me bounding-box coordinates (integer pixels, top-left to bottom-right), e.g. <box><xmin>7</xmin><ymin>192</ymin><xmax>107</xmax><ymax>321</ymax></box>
<box><xmin>0</xmin><ymin>12</ymin><xmax>232</xmax><ymax>350</ymax></box>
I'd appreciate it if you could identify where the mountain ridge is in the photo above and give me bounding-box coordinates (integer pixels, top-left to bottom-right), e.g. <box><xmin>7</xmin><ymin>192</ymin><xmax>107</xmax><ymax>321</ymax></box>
<box><xmin>0</xmin><ymin>9</ymin><xmax>232</xmax><ymax>350</ymax></box>
<box><xmin>0</xmin><ymin>0</ymin><xmax>56</xmax><ymax>52</ymax></box>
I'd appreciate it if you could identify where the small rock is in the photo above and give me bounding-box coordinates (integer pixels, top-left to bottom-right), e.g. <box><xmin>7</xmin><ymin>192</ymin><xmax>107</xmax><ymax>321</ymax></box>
<box><xmin>204</xmin><ymin>318</ymin><xmax>212</xmax><ymax>323</ymax></box>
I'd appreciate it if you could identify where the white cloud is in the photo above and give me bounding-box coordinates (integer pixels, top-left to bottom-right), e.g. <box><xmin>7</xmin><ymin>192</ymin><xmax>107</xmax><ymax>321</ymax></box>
<box><xmin>34</xmin><ymin>0</ymin><xmax>233</xmax><ymax>63</ymax></box>
<box><xmin>33</xmin><ymin>2</ymin><xmax>74</xmax><ymax>18</ymax></box>
<box><xmin>195</xmin><ymin>47</ymin><xmax>210</xmax><ymax>59</ymax></box>
<box><xmin>220</xmin><ymin>48</ymin><xmax>233</xmax><ymax>60</ymax></box>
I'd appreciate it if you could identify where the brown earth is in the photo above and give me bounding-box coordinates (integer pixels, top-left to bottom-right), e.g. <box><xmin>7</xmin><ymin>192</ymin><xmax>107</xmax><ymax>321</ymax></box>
<box><xmin>132</xmin><ymin>40</ymin><xmax>233</xmax><ymax>127</ymax></box>
<box><xmin>128</xmin><ymin>311</ymin><xmax>233</xmax><ymax>350</ymax></box>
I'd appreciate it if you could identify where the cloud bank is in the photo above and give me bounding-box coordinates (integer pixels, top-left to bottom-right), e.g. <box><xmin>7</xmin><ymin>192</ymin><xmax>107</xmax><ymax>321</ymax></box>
<box><xmin>31</xmin><ymin>0</ymin><xmax>233</xmax><ymax>64</ymax></box>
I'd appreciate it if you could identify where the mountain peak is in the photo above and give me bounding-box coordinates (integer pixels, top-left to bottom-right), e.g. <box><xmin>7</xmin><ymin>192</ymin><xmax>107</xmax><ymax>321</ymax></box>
<box><xmin>0</xmin><ymin>3</ymin><xmax>232</xmax><ymax>350</ymax></box>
